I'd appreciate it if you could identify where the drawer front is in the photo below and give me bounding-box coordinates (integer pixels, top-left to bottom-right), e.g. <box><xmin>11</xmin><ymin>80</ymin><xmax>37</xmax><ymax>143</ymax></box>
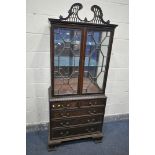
<box><xmin>51</xmin><ymin>106</ymin><xmax>105</xmax><ymax>119</ymax></box>
<box><xmin>51</xmin><ymin>98</ymin><xmax>106</xmax><ymax>110</ymax></box>
<box><xmin>51</xmin><ymin>124</ymin><xmax>102</xmax><ymax>139</ymax></box>
<box><xmin>79</xmin><ymin>98</ymin><xmax>106</xmax><ymax>108</ymax></box>
<box><xmin>51</xmin><ymin>115</ymin><xmax>103</xmax><ymax>128</ymax></box>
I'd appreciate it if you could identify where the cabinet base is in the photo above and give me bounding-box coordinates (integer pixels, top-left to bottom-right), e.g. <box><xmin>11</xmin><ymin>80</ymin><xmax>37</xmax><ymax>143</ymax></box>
<box><xmin>48</xmin><ymin>133</ymin><xmax>103</xmax><ymax>151</ymax></box>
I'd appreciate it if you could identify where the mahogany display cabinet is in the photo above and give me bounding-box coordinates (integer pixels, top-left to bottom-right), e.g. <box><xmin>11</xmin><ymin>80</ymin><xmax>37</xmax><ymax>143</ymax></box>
<box><xmin>48</xmin><ymin>3</ymin><xmax>118</xmax><ymax>150</ymax></box>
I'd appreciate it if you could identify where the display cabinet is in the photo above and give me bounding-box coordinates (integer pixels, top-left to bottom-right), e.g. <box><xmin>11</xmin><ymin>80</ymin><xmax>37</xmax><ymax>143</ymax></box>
<box><xmin>48</xmin><ymin>3</ymin><xmax>117</xmax><ymax>150</ymax></box>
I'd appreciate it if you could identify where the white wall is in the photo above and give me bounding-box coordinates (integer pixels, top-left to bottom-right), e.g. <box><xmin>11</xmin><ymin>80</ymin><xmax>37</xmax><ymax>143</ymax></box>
<box><xmin>26</xmin><ymin>0</ymin><xmax>129</xmax><ymax>125</ymax></box>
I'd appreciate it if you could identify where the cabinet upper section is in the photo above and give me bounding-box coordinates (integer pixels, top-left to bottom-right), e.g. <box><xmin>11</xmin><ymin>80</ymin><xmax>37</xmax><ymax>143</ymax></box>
<box><xmin>49</xmin><ymin>3</ymin><xmax>118</xmax><ymax>96</ymax></box>
<box><xmin>48</xmin><ymin>3</ymin><xmax>118</xmax><ymax>29</ymax></box>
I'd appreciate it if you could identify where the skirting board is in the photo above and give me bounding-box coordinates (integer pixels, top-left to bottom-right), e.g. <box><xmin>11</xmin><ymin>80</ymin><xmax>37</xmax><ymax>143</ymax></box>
<box><xmin>26</xmin><ymin>113</ymin><xmax>129</xmax><ymax>133</ymax></box>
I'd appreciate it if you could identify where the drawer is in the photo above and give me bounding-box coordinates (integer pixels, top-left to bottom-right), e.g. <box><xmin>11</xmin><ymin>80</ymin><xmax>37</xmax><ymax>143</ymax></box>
<box><xmin>51</xmin><ymin>101</ymin><xmax>79</xmax><ymax>110</ymax></box>
<box><xmin>51</xmin><ymin>115</ymin><xmax>103</xmax><ymax>128</ymax></box>
<box><xmin>51</xmin><ymin>98</ymin><xmax>106</xmax><ymax>110</ymax></box>
<box><xmin>51</xmin><ymin>124</ymin><xmax>102</xmax><ymax>139</ymax></box>
<box><xmin>51</xmin><ymin>106</ymin><xmax>105</xmax><ymax>119</ymax></box>
<box><xmin>79</xmin><ymin>98</ymin><xmax>106</xmax><ymax>107</ymax></box>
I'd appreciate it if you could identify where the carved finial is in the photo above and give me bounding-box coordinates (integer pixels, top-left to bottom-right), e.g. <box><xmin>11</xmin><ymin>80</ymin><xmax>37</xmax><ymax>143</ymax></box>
<box><xmin>107</xmin><ymin>20</ymin><xmax>110</xmax><ymax>24</ymax></box>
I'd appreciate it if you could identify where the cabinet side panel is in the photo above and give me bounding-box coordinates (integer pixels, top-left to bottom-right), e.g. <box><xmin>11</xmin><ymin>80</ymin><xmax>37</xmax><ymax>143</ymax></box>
<box><xmin>50</xmin><ymin>26</ymin><xmax>54</xmax><ymax>96</ymax></box>
<box><xmin>103</xmin><ymin>29</ymin><xmax>115</xmax><ymax>94</ymax></box>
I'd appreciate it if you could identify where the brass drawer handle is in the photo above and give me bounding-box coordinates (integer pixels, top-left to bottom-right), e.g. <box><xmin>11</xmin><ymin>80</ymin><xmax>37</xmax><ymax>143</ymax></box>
<box><xmin>86</xmin><ymin>128</ymin><xmax>94</xmax><ymax>132</ymax></box>
<box><xmin>60</xmin><ymin>112</ymin><xmax>70</xmax><ymax>117</ymax></box>
<box><xmin>86</xmin><ymin>128</ymin><xmax>90</xmax><ymax>132</ymax></box>
<box><xmin>87</xmin><ymin>118</ymin><xmax>96</xmax><ymax>123</ymax></box>
<box><xmin>88</xmin><ymin>110</ymin><xmax>96</xmax><ymax>115</ymax></box>
<box><xmin>52</xmin><ymin>104</ymin><xmax>63</xmax><ymax>109</ymax></box>
<box><xmin>60</xmin><ymin>130</ymin><xmax>70</xmax><ymax>136</ymax></box>
<box><xmin>66</xmin><ymin>104</ymin><xmax>70</xmax><ymax>107</ymax></box>
<box><xmin>60</xmin><ymin>121</ymin><xmax>70</xmax><ymax>127</ymax></box>
<box><xmin>57</xmin><ymin>104</ymin><xmax>61</xmax><ymax>108</ymax></box>
<box><xmin>89</xmin><ymin>102</ymin><xmax>97</xmax><ymax>106</ymax></box>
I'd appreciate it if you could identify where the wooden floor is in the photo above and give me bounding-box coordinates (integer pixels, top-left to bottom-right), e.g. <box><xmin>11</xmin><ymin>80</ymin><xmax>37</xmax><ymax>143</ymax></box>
<box><xmin>54</xmin><ymin>77</ymin><xmax>101</xmax><ymax>95</ymax></box>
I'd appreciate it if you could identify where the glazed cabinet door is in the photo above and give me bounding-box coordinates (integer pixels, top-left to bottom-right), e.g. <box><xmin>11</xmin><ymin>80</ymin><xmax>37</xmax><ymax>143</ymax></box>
<box><xmin>52</xmin><ymin>27</ymin><xmax>82</xmax><ymax>96</ymax></box>
<box><xmin>82</xmin><ymin>29</ymin><xmax>113</xmax><ymax>94</ymax></box>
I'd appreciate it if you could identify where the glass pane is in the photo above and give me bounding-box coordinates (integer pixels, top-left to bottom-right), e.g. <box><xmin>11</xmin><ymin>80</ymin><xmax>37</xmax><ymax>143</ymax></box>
<box><xmin>54</xmin><ymin>28</ymin><xmax>81</xmax><ymax>95</ymax></box>
<box><xmin>82</xmin><ymin>31</ymin><xmax>111</xmax><ymax>94</ymax></box>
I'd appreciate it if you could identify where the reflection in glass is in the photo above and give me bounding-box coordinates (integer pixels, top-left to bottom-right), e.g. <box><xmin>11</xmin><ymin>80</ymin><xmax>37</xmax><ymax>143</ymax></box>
<box><xmin>54</xmin><ymin>28</ymin><xmax>81</xmax><ymax>95</ymax></box>
<box><xmin>83</xmin><ymin>31</ymin><xmax>111</xmax><ymax>93</ymax></box>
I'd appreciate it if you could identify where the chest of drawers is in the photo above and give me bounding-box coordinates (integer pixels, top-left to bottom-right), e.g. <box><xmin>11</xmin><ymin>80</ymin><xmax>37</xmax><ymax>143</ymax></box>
<box><xmin>48</xmin><ymin>87</ymin><xmax>107</xmax><ymax>149</ymax></box>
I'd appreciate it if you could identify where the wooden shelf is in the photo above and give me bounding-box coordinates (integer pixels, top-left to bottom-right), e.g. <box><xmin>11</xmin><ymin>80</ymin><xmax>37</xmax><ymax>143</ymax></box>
<box><xmin>54</xmin><ymin>77</ymin><xmax>102</xmax><ymax>95</ymax></box>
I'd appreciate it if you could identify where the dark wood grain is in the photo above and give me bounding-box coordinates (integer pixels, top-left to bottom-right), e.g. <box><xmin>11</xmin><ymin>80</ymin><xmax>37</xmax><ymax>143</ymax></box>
<box><xmin>51</xmin><ymin>123</ymin><xmax>102</xmax><ymax>139</ymax></box>
<box><xmin>78</xmin><ymin>28</ymin><xmax>87</xmax><ymax>94</ymax></box>
<box><xmin>51</xmin><ymin>115</ymin><xmax>103</xmax><ymax>128</ymax></box>
<box><xmin>51</xmin><ymin>106</ymin><xmax>105</xmax><ymax>119</ymax></box>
